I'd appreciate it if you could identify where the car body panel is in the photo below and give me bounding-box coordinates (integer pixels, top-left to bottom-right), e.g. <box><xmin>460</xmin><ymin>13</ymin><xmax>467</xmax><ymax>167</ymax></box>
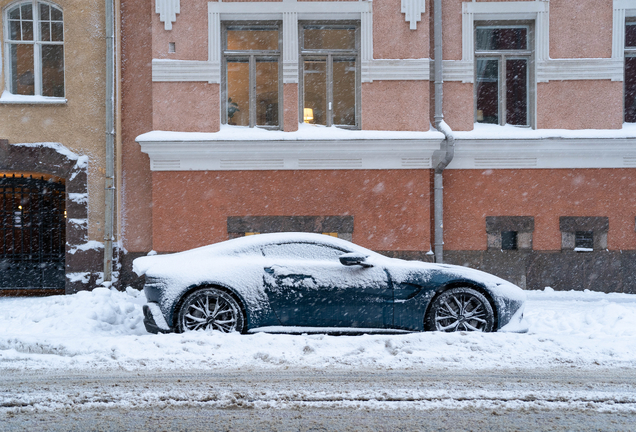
<box><xmin>134</xmin><ymin>233</ymin><xmax>528</xmax><ymax>333</ymax></box>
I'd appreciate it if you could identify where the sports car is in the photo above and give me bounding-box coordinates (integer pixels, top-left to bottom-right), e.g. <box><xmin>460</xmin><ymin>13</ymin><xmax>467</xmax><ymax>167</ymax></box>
<box><xmin>134</xmin><ymin>233</ymin><xmax>528</xmax><ymax>335</ymax></box>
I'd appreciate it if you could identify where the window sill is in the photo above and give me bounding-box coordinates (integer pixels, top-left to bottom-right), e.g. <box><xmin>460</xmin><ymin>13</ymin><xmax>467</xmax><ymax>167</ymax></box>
<box><xmin>0</xmin><ymin>92</ymin><xmax>67</xmax><ymax>105</ymax></box>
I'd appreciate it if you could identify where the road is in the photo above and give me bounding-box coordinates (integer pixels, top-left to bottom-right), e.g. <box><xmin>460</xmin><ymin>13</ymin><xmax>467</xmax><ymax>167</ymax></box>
<box><xmin>1</xmin><ymin>367</ymin><xmax>636</xmax><ymax>431</ymax></box>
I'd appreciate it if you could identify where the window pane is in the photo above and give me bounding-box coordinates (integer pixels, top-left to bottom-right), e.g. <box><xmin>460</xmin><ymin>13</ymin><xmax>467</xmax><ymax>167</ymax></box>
<box><xmin>9</xmin><ymin>6</ymin><xmax>20</xmax><ymax>19</ymax></box>
<box><xmin>506</xmin><ymin>59</ymin><xmax>528</xmax><ymax>126</ymax></box>
<box><xmin>21</xmin><ymin>3</ymin><xmax>33</xmax><ymax>20</ymax></box>
<box><xmin>51</xmin><ymin>22</ymin><xmax>63</xmax><ymax>41</ymax></box>
<box><xmin>227</xmin><ymin>61</ymin><xmax>250</xmax><ymax>126</ymax></box>
<box><xmin>304</xmin><ymin>28</ymin><xmax>356</xmax><ymax>50</ymax></box>
<box><xmin>501</xmin><ymin>231</ymin><xmax>518</xmax><ymax>250</ymax></box>
<box><xmin>51</xmin><ymin>6</ymin><xmax>63</xmax><ymax>21</ymax></box>
<box><xmin>40</xmin><ymin>3</ymin><xmax>50</xmax><ymax>20</ymax></box>
<box><xmin>476</xmin><ymin>27</ymin><xmax>527</xmax><ymax>51</ymax></box>
<box><xmin>575</xmin><ymin>231</ymin><xmax>593</xmax><ymax>249</ymax></box>
<box><xmin>303</xmin><ymin>60</ymin><xmax>327</xmax><ymax>125</ymax></box>
<box><xmin>41</xmin><ymin>22</ymin><xmax>51</xmax><ymax>42</ymax></box>
<box><xmin>10</xmin><ymin>44</ymin><xmax>35</xmax><ymax>95</ymax></box>
<box><xmin>332</xmin><ymin>60</ymin><xmax>356</xmax><ymax>126</ymax></box>
<box><xmin>256</xmin><ymin>61</ymin><xmax>279</xmax><ymax>126</ymax></box>
<box><xmin>22</xmin><ymin>21</ymin><xmax>34</xmax><ymax>41</ymax></box>
<box><xmin>625</xmin><ymin>57</ymin><xmax>636</xmax><ymax>122</ymax></box>
<box><xmin>42</xmin><ymin>45</ymin><xmax>64</xmax><ymax>97</ymax></box>
<box><xmin>10</xmin><ymin>21</ymin><xmax>22</xmax><ymax>40</ymax></box>
<box><xmin>475</xmin><ymin>59</ymin><xmax>499</xmax><ymax>124</ymax></box>
<box><xmin>227</xmin><ymin>30</ymin><xmax>278</xmax><ymax>51</ymax></box>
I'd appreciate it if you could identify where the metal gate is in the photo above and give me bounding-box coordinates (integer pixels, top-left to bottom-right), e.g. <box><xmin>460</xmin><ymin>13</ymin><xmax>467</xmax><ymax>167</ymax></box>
<box><xmin>0</xmin><ymin>174</ymin><xmax>66</xmax><ymax>291</ymax></box>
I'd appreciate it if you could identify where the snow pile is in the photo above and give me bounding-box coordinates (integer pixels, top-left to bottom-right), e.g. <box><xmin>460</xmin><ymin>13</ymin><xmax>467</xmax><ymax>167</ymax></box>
<box><xmin>0</xmin><ymin>287</ymin><xmax>635</xmax><ymax>371</ymax></box>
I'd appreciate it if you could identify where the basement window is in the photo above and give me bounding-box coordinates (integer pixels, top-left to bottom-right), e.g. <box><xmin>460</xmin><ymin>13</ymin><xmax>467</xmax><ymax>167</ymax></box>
<box><xmin>501</xmin><ymin>231</ymin><xmax>518</xmax><ymax>250</ymax></box>
<box><xmin>559</xmin><ymin>217</ymin><xmax>608</xmax><ymax>251</ymax></box>
<box><xmin>574</xmin><ymin>231</ymin><xmax>593</xmax><ymax>251</ymax></box>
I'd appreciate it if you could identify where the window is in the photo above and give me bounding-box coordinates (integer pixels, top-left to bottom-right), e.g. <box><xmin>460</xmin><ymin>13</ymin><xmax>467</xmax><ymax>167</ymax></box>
<box><xmin>222</xmin><ymin>23</ymin><xmax>281</xmax><ymax>128</ymax></box>
<box><xmin>475</xmin><ymin>24</ymin><xmax>532</xmax><ymax>127</ymax></box>
<box><xmin>300</xmin><ymin>23</ymin><xmax>360</xmax><ymax>129</ymax></box>
<box><xmin>559</xmin><ymin>217</ymin><xmax>608</xmax><ymax>252</ymax></box>
<box><xmin>262</xmin><ymin>243</ymin><xmax>345</xmax><ymax>260</ymax></box>
<box><xmin>486</xmin><ymin>216</ymin><xmax>533</xmax><ymax>251</ymax></box>
<box><xmin>625</xmin><ymin>22</ymin><xmax>636</xmax><ymax>122</ymax></box>
<box><xmin>4</xmin><ymin>1</ymin><xmax>64</xmax><ymax>97</ymax></box>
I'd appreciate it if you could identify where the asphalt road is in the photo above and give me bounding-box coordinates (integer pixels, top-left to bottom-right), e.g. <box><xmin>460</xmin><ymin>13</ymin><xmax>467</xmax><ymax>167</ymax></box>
<box><xmin>2</xmin><ymin>367</ymin><xmax>636</xmax><ymax>431</ymax></box>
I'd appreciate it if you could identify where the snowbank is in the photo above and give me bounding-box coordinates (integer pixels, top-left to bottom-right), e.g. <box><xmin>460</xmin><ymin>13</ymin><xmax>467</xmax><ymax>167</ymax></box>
<box><xmin>0</xmin><ymin>287</ymin><xmax>635</xmax><ymax>371</ymax></box>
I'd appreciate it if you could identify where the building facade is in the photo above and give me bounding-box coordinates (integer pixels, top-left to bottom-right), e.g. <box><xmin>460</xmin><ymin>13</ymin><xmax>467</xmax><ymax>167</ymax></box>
<box><xmin>119</xmin><ymin>0</ymin><xmax>636</xmax><ymax>293</ymax></box>
<box><xmin>0</xmin><ymin>0</ymin><xmax>114</xmax><ymax>294</ymax></box>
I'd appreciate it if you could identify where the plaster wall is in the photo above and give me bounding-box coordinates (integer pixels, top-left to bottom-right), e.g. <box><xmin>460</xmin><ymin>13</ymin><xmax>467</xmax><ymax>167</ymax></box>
<box><xmin>361</xmin><ymin>81</ymin><xmax>429</xmax><ymax>131</ymax></box>
<box><xmin>151</xmin><ymin>170</ymin><xmax>432</xmax><ymax>252</ymax></box>
<box><xmin>283</xmin><ymin>83</ymin><xmax>298</xmax><ymax>132</ymax></box>
<box><xmin>441</xmin><ymin>81</ymin><xmax>473</xmax><ymax>131</ymax></box>
<box><xmin>0</xmin><ymin>0</ymin><xmax>107</xmax><ymax>241</ymax></box>
<box><xmin>549</xmin><ymin>0</ymin><xmax>612</xmax><ymax>59</ymax></box>
<box><xmin>443</xmin><ymin>169</ymin><xmax>636</xmax><ymax>252</ymax></box>
<box><xmin>373</xmin><ymin>0</ymin><xmax>429</xmax><ymax>59</ymax></box>
<box><xmin>537</xmin><ymin>81</ymin><xmax>623</xmax><ymax>130</ymax></box>
<box><xmin>152</xmin><ymin>82</ymin><xmax>220</xmax><ymax>132</ymax></box>
<box><xmin>152</xmin><ymin>0</ymin><xmax>207</xmax><ymax>61</ymax></box>
<box><xmin>121</xmin><ymin>0</ymin><xmax>153</xmax><ymax>252</ymax></box>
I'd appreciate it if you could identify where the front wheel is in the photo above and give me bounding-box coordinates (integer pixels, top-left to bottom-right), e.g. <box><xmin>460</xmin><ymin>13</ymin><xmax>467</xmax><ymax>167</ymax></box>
<box><xmin>425</xmin><ymin>287</ymin><xmax>495</xmax><ymax>332</ymax></box>
<box><xmin>176</xmin><ymin>288</ymin><xmax>245</xmax><ymax>333</ymax></box>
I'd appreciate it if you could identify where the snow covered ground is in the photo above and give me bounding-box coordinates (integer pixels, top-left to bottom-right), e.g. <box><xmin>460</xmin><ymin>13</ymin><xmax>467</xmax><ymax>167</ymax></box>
<box><xmin>0</xmin><ymin>287</ymin><xmax>635</xmax><ymax>371</ymax></box>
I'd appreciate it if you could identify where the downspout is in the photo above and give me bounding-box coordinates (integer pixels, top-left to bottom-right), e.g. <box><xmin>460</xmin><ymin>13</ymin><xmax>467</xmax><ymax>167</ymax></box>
<box><xmin>104</xmin><ymin>0</ymin><xmax>116</xmax><ymax>284</ymax></box>
<box><xmin>432</xmin><ymin>0</ymin><xmax>455</xmax><ymax>264</ymax></box>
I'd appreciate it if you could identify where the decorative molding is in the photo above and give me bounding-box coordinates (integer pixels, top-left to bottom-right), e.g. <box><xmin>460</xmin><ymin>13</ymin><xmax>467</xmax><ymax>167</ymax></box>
<box><xmin>401</xmin><ymin>0</ymin><xmax>426</xmax><ymax>30</ymax></box>
<box><xmin>282</xmin><ymin>12</ymin><xmax>299</xmax><ymax>84</ymax></box>
<box><xmin>361</xmin><ymin>10</ymin><xmax>373</xmax><ymax>82</ymax></box>
<box><xmin>152</xmin><ymin>60</ymin><xmax>219</xmax><ymax>83</ymax></box>
<box><xmin>536</xmin><ymin>59</ymin><xmax>624</xmax><ymax>82</ymax></box>
<box><xmin>138</xmin><ymin>132</ymin><xmax>636</xmax><ymax>171</ymax></box>
<box><xmin>368</xmin><ymin>59</ymin><xmax>430</xmax><ymax>81</ymax></box>
<box><xmin>441</xmin><ymin>60</ymin><xmax>472</xmax><ymax>83</ymax></box>
<box><xmin>156</xmin><ymin>0</ymin><xmax>180</xmax><ymax>31</ymax></box>
<box><xmin>446</xmin><ymin>137</ymin><xmax>636</xmax><ymax>170</ymax></box>
<box><xmin>138</xmin><ymin>137</ymin><xmax>441</xmax><ymax>171</ymax></box>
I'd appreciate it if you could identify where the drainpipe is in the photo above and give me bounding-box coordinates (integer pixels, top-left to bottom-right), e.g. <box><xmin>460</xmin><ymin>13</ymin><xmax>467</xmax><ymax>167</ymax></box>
<box><xmin>432</xmin><ymin>0</ymin><xmax>455</xmax><ymax>264</ymax></box>
<box><xmin>104</xmin><ymin>0</ymin><xmax>116</xmax><ymax>284</ymax></box>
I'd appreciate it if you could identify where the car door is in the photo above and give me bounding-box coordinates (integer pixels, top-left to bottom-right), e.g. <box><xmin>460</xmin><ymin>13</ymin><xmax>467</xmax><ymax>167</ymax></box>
<box><xmin>262</xmin><ymin>242</ymin><xmax>393</xmax><ymax>328</ymax></box>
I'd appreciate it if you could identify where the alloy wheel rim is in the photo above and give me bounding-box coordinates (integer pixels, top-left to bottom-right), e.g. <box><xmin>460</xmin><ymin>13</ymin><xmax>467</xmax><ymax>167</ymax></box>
<box><xmin>435</xmin><ymin>293</ymin><xmax>489</xmax><ymax>332</ymax></box>
<box><xmin>184</xmin><ymin>294</ymin><xmax>238</xmax><ymax>332</ymax></box>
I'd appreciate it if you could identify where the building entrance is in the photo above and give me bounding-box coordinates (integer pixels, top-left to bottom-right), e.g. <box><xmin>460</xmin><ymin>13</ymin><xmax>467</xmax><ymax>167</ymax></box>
<box><xmin>0</xmin><ymin>174</ymin><xmax>66</xmax><ymax>292</ymax></box>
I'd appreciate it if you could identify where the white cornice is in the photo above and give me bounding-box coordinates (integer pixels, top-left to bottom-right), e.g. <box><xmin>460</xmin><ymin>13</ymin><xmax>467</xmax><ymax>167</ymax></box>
<box><xmin>152</xmin><ymin>60</ymin><xmax>219</xmax><ymax>83</ymax></box>
<box><xmin>156</xmin><ymin>0</ymin><xmax>180</xmax><ymax>31</ymax></box>
<box><xmin>138</xmin><ymin>131</ymin><xmax>636</xmax><ymax>171</ymax></box>
<box><xmin>401</xmin><ymin>0</ymin><xmax>426</xmax><ymax>30</ymax></box>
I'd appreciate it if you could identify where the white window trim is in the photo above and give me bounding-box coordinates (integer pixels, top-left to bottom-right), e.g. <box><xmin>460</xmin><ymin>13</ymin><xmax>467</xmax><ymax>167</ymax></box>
<box><xmin>444</xmin><ymin>1</ymin><xmax>623</xmax><ymax>84</ymax></box>
<box><xmin>1</xmin><ymin>0</ymin><xmax>66</xmax><ymax>104</ymax></box>
<box><xmin>151</xmin><ymin>0</ymin><xmax>430</xmax><ymax>84</ymax></box>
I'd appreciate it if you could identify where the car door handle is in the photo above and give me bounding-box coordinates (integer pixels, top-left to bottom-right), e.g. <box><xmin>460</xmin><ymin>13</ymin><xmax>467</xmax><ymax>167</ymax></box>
<box><xmin>264</xmin><ymin>267</ymin><xmax>275</xmax><ymax>274</ymax></box>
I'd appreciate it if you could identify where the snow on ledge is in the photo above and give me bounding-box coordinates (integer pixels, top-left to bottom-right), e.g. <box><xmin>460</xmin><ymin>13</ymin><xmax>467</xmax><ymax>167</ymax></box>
<box><xmin>453</xmin><ymin>123</ymin><xmax>636</xmax><ymax>140</ymax></box>
<box><xmin>137</xmin><ymin>123</ymin><xmax>444</xmax><ymax>142</ymax></box>
<box><xmin>68</xmin><ymin>240</ymin><xmax>104</xmax><ymax>255</ymax></box>
<box><xmin>0</xmin><ymin>90</ymin><xmax>66</xmax><ymax>105</ymax></box>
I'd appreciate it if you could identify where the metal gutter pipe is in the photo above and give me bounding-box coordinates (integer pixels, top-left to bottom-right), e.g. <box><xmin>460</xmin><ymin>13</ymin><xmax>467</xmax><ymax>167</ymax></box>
<box><xmin>104</xmin><ymin>0</ymin><xmax>116</xmax><ymax>284</ymax></box>
<box><xmin>432</xmin><ymin>0</ymin><xmax>455</xmax><ymax>264</ymax></box>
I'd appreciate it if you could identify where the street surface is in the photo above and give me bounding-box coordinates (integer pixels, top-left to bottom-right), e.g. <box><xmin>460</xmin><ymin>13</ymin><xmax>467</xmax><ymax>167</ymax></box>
<box><xmin>2</xmin><ymin>367</ymin><xmax>635</xmax><ymax>431</ymax></box>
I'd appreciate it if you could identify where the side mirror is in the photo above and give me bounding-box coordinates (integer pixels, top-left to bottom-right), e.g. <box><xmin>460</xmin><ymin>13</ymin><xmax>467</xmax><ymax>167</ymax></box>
<box><xmin>339</xmin><ymin>252</ymin><xmax>373</xmax><ymax>268</ymax></box>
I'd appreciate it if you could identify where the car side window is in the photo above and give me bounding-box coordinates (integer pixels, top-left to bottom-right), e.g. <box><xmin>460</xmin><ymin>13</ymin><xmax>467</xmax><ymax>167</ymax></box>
<box><xmin>262</xmin><ymin>243</ymin><xmax>345</xmax><ymax>260</ymax></box>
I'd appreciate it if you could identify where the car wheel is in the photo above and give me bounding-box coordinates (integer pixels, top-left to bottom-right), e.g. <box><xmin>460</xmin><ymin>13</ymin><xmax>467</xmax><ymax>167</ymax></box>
<box><xmin>177</xmin><ymin>288</ymin><xmax>245</xmax><ymax>333</ymax></box>
<box><xmin>426</xmin><ymin>287</ymin><xmax>494</xmax><ymax>332</ymax></box>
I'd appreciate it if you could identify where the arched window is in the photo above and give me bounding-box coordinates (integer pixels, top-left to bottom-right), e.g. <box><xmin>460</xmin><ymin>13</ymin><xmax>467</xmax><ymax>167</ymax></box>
<box><xmin>4</xmin><ymin>1</ymin><xmax>64</xmax><ymax>97</ymax></box>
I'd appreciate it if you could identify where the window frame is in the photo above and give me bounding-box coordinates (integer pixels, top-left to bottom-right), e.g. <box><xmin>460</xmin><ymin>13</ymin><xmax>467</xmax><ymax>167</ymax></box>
<box><xmin>474</xmin><ymin>21</ymin><xmax>534</xmax><ymax>128</ymax></box>
<box><xmin>221</xmin><ymin>21</ymin><xmax>283</xmax><ymax>130</ymax></box>
<box><xmin>2</xmin><ymin>0</ymin><xmax>65</xmax><ymax>99</ymax></box>
<box><xmin>624</xmin><ymin>19</ymin><xmax>636</xmax><ymax>122</ymax></box>
<box><xmin>298</xmin><ymin>21</ymin><xmax>361</xmax><ymax>129</ymax></box>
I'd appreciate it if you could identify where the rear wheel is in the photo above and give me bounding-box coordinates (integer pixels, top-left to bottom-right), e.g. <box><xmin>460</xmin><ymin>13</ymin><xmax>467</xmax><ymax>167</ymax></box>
<box><xmin>426</xmin><ymin>287</ymin><xmax>494</xmax><ymax>332</ymax></box>
<box><xmin>176</xmin><ymin>288</ymin><xmax>245</xmax><ymax>333</ymax></box>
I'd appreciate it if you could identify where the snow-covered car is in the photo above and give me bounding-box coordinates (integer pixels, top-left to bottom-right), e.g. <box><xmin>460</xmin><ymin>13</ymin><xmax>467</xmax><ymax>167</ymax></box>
<box><xmin>134</xmin><ymin>233</ymin><xmax>528</xmax><ymax>335</ymax></box>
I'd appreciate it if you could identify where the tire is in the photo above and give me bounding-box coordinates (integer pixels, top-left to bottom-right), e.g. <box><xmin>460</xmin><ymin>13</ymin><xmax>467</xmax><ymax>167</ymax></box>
<box><xmin>176</xmin><ymin>287</ymin><xmax>245</xmax><ymax>333</ymax></box>
<box><xmin>425</xmin><ymin>287</ymin><xmax>495</xmax><ymax>332</ymax></box>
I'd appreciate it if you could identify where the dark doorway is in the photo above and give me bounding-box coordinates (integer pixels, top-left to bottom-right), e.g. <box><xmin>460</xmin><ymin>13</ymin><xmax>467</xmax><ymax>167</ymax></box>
<box><xmin>0</xmin><ymin>174</ymin><xmax>66</xmax><ymax>291</ymax></box>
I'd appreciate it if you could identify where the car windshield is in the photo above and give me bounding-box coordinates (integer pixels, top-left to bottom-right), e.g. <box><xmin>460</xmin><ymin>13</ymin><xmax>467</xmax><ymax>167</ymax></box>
<box><xmin>261</xmin><ymin>242</ymin><xmax>347</xmax><ymax>260</ymax></box>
